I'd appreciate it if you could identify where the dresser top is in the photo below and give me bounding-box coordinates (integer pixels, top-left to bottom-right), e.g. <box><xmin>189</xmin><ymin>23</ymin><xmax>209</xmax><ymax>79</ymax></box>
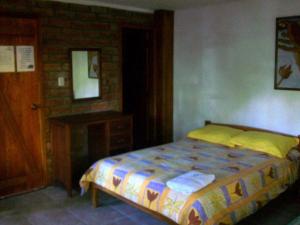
<box><xmin>50</xmin><ymin>111</ymin><xmax>131</xmax><ymax>124</ymax></box>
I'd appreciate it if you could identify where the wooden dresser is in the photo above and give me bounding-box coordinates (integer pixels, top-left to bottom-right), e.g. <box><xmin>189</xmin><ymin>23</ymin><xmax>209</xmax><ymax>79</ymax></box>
<box><xmin>50</xmin><ymin>111</ymin><xmax>133</xmax><ymax>196</ymax></box>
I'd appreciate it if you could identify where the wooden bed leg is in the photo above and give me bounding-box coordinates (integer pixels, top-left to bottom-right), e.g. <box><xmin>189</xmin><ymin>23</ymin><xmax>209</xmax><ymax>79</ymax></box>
<box><xmin>91</xmin><ymin>184</ymin><xmax>99</xmax><ymax>208</ymax></box>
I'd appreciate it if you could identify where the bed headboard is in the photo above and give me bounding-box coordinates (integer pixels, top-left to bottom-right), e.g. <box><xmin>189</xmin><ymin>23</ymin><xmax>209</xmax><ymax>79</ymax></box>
<box><xmin>205</xmin><ymin>120</ymin><xmax>300</xmax><ymax>151</ymax></box>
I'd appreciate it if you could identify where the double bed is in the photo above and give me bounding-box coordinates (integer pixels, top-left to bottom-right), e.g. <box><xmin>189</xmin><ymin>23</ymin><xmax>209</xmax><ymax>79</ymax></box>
<box><xmin>80</xmin><ymin>121</ymin><xmax>300</xmax><ymax>225</ymax></box>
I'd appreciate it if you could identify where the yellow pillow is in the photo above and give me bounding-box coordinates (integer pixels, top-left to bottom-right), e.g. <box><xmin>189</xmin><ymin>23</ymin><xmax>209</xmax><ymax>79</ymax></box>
<box><xmin>187</xmin><ymin>125</ymin><xmax>244</xmax><ymax>147</ymax></box>
<box><xmin>229</xmin><ymin>131</ymin><xmax>299</xmax><ymax>158</ymax></box>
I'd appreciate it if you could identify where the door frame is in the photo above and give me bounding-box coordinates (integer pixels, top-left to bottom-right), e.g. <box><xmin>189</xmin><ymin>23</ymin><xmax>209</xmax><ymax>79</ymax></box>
<box><xmin>36</xmin><ymin>15</ymin><xmax>48</xmax><ymax>187</ymax></box>
<box><xmin>119</xmin><ymin>22</ymin><xmax>154</xmax><ymax>110</ymax></box>
<box><xmin>120</xmin><ymin>12</ymin><xmax>174</xmax><ymax>147</ymax></box>
<box><xmin>153</xmin><ymin>10</ymin><xmax>174</xmax><ymax>144</ymax></box>
<box><xmin>120</xmin><ymin>23</ymin><xmax>156</xmax><ymax>147</ymax></box>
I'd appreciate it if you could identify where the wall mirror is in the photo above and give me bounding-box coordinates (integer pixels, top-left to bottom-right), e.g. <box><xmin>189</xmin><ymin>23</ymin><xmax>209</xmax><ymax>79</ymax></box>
<box><xmin>70</xmin><ymin>49</ymin><xmax>101</xmax><ymax>101</ymax></box>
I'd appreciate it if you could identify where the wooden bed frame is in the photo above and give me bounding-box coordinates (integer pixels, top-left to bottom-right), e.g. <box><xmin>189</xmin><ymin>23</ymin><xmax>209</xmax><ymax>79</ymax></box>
<box><xmin>91</xmin><ymin>183</ymin><xmax>178</xmax><ymax>225</ymax></box>
<box><xmin>90</xmin><ymin>121</ymin><xmax>300</xmax><ymax>225</ymax></box>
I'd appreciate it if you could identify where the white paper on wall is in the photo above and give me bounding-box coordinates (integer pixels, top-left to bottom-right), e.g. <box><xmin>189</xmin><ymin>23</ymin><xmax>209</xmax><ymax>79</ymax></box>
<box><xmin>16</xmin><ymin>45</ymin><xmax>35</xmax><ymax>72</ymax></box>
<box><xmin>0</xmin><ymin>46</ymin><xmax>15</xmax><ymax>73</ymax></box>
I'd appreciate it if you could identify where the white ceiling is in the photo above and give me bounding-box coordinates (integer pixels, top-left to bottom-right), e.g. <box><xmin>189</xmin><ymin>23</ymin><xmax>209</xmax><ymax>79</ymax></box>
<box><xmin>50</xmin><ymin>0</ymin><xmax>237</xmax><ymax>13</ymax></box>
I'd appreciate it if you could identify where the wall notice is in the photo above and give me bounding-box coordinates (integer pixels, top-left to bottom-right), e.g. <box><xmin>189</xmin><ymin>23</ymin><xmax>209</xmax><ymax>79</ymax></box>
<box><xmin>0</xmin><ymin>46</ymin><xmax>15</xmax><ymax>73</ymax></box>
<box><xmin>16</xmin><ymin>46</ymin><xmax>35</xmax><ymax>72</ymax></box>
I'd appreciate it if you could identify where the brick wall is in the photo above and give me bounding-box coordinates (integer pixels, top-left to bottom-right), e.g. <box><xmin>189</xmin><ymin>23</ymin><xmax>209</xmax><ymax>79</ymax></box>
<box><xmin>0</xmin><ymin>0</ymin><xmax>153</xmax><ymax>182</ymax></box>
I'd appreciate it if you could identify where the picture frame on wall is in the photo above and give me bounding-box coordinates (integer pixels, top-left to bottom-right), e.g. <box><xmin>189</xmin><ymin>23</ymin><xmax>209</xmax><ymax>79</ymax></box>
<box><xmin>88</xmin><ymin>50</ymin><xmax>100</xmax><ymax>79</ymax></box>
<box><xmin>275</xmin><ymin>16</ymin><xmax>300</xmax><ymax>90</ymax></box>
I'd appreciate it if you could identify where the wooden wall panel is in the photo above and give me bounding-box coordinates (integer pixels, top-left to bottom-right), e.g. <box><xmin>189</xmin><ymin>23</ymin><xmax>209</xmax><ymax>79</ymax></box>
<box><xmin>153</xmin><ymin>10</ymin><xmax>174</xmax><ymax>144</ymax></box>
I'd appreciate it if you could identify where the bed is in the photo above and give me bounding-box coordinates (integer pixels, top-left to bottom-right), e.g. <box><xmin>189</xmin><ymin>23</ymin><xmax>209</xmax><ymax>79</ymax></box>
<box><xmin>80</xmin><ymin>121</ymin><xmax>300</xmax><ymax>225</ymax></box>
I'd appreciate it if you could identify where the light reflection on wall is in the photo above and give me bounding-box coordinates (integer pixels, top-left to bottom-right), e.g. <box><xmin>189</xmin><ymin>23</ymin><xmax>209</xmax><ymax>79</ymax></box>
<box><xmin>174</xmin><ymin>0</ymin><xmax>300</xmax><ymax>139</ymax></box>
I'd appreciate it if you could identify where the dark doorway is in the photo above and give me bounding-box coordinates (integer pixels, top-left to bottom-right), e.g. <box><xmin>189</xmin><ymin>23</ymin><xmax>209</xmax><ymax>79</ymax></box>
<box><xmin>122</xmin><ymin>27</ymin><xmax>153</xmax><ymax>150</ymax></box>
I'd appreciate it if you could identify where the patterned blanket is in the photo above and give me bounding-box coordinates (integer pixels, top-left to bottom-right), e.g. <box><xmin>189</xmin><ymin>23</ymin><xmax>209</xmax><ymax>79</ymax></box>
<box><xmin>80</xmin><ymin>138</ymin><xmax>299</xmax><ymax>225</ymax></box>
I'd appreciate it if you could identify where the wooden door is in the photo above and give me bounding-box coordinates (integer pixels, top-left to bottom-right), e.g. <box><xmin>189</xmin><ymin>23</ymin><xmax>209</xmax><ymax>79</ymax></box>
<box><xmin>0</xmin><ymin>16</ymin><xmax>45</xmax><ymax>197</ymax></box>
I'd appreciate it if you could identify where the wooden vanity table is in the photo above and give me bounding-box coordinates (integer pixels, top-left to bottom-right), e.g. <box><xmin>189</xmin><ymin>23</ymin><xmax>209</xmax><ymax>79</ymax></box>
<box><xmin>50</xmin><ymin>111</ymin><xmax>133</xmax><ymax>196</ymax></box>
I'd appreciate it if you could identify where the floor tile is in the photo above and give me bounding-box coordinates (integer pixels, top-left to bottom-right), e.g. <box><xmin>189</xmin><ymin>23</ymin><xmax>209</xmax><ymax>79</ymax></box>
<box><xmin>67</xmin><ymin>202</ymin><xmax>126</xmax><ymax>225</ymax></box>
<box><xmin>0</xmin><ymin>186</ymin><xmax>300</xmax><ymax>225</ymax></box>
<box><xmin>27</xmin><ymin>208</ymin><xmax>86</xmax><ymax>225</ymax></box>
<box><xmin>0</xmin><ymin>190</ymin><xmax>55</xmax><ymax>215</ymax></box>
<box><xmin>105</xmin><ymin>217</ymin><xmax>140</xmax><ymax>225</ymax></box>
<box><xmin>0</xmin><ymin>214</ymin><xmax>32</xmax><ymax>225</ymax></box>
<box><xmin>129</xmin><ymin>211</ymin><xmax>168</xmax><ymax>225</ymax></box>
<box><xmin>40</xmin><ymin>186</ymin><xmax>72</xmax><ymax>202</ymax></box>
<box><xmin>111</xmin><ymin>202</ymin><xmax>143</xmax><ymax>216</ymax></box>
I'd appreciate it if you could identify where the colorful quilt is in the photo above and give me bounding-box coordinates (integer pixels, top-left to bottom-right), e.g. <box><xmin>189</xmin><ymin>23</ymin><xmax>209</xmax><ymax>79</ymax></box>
<box><xmin>80</xmin><ymin>138</ymin><xmax>299</xmax><ymax>225</ymax></box>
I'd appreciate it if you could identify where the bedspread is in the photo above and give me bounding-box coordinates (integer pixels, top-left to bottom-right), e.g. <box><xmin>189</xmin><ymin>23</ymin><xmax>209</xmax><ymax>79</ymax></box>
<box><xmin>80</xmin><ymin>138</ymin><xmax>299</xmax><ymax>225</ymax></box>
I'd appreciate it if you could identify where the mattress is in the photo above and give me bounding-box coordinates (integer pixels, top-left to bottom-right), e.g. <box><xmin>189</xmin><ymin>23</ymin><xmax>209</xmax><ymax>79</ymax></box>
<box><xmin>80</xmin><ymin>138</ymin><xmax>299</xmax><ymax>225</ymax></box>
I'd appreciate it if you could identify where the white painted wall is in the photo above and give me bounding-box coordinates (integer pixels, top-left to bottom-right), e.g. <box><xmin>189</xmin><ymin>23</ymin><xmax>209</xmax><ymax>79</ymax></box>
<box><xmin>174</xmin><ymin>0</ymin><xmax>300</xmax><ymax>139</ymax></box>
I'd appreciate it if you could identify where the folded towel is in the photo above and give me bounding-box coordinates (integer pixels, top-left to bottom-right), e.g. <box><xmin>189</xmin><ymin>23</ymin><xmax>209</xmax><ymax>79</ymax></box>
<box><xmin>166</xmin><ymin>171</ymin><xmax>215</xmax><ymax>194</ymax></box>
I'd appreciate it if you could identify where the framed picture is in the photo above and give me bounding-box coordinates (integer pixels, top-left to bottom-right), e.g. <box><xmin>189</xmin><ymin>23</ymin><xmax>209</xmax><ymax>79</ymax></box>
<box><xmin>88</xmin><ymin>50</ymin><xmax>100</xmax><ymax>79</ymax></box>
<box><xmin>275</xmin><ymin>16</ymin><xmax>300</xmax><ymax>90</ymax></box>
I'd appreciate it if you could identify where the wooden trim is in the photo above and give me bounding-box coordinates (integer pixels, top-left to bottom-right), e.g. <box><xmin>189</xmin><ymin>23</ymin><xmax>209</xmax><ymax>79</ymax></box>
<box><xmin>204</xmin><ymin>120</ymin><xmax>212</xmax><ymax>126</ymax></box>
<box><xmin>205</xmin><ymin>120</ymin><xmax>298</xmax><ymax>138</ymax></box>
<box><xmin>153</xmin><ymin>10</ymin><xmax>174</xmax><ymax>144</ymax></box>
<box><xmin>36</xmin><ymin>15</ymin><xmax>48</xmax><ymax>187</ymax></box>
<box><xmin>0</xmin><ymin>182</ymin><xmax>44</xmax><ymax>200</ymax></box>
<box><xmin>0</xmin><ymin>176</ymin><xmax>27</xmax><ymax>190</ymax></box>
<box><xmin>120</xmin><ymin>22</ymin><xmax>153</xmax><ymax>30</ymax></box>
<box><xmin>50</xmin><ymin>121</ymin><xmax>73</xmax><ymax>196</ymax></box>
<box><xmin>129</xmin><ymin>115</ymin><xmax>133</xmax><ymax>150</ymax></box>
<box><xmin>92</xmin><ymin>183</ymin><xmax>178</xmax><ymax>225</ymax></box>
<box><xmin>65</xmin><ymin>124</ymin><xmax>73</xmax><ymax>197</ymax></box>
<box><xmin>205</xmin><ymin>120</ymin><xmax>300</xmax><ymax>151</ymax></box>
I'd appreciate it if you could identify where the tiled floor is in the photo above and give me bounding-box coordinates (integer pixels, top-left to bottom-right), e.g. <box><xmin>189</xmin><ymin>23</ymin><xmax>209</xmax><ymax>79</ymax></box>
<box><xmin>0</xmin><ymin>186</ymin><xmax>299</xmax><ymax>225</ymax></box>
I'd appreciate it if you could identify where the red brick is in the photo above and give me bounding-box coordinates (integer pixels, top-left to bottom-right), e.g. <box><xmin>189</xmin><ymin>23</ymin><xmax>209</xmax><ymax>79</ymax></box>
<box><xmin>71</xmin><ymin>105</ymin><xmax>91</xmax><ymax>113</ymax></box>
<box><xmin>46</xmin><ymin>88</ymin><xmax>71</xmax><ymax>97</ymax></box>
<box><xmin>46</xmin><ymin>98</ymin><xmax>72</xmax><ymax>107</ymax></box>
<box><xmin>0</xmin><ymin>0</ymin><xmax>154</xmax><ymax>182</ymax></box>
<box><xmin>47</xmin><ymin>18</ymin><xmax>72</xmax><ymax>28</ymax></box>
<box><xmin>50</xmin><ymin>106</ymin><xmax>71</xmax><ymax>116</ymax></box>
<box><xmin>102</xmin><ymin>62</ymin><xmax>118</xmax><ymax>71</ymax></box>
<box><xmin>43</xmin><ymin>63</ymin><xmax>62</xmax><ymax>71</ymax></box>
<box><xmin>90</xmin><ymin>102</ymin><xmax>109</xmax><ymax>111</ymax></box>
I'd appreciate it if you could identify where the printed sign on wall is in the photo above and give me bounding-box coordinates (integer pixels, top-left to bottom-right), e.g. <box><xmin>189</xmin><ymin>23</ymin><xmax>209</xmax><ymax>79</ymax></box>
<box><xmin>16</xmin><ymin>45</ymin><xmax>35</xmax><ymax>72</ymax></box>
<box><xmin>0</xmin><ymin>46</ymin><xmax>15</xmax><ymax>73</ymax></box>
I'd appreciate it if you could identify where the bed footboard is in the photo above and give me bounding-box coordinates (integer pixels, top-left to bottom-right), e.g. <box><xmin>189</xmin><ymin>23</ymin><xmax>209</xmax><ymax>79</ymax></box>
<box><xmin>90</xmin><ymin>183</ymin><xmax>178</xmax><ymax>224</ymax></box>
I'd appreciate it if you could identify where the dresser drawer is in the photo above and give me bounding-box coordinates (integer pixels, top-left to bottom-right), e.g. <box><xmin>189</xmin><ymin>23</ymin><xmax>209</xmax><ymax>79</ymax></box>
<box><xmin>110</xmin><ymin>118</ymin><xmax>131</xmax><ymax>134</ymax></box>
<box><xmin>110</xmin><ymin>133</ymin><xmax>132</xmax><ymax>150</ymax></box>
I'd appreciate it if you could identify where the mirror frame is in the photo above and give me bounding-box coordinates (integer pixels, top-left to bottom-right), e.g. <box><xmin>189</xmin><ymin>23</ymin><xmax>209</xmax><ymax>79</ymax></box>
<box><xmin>69</xmin><ymin>48</ymin><xmax>102</xmax><ymax>102</ymax></box>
